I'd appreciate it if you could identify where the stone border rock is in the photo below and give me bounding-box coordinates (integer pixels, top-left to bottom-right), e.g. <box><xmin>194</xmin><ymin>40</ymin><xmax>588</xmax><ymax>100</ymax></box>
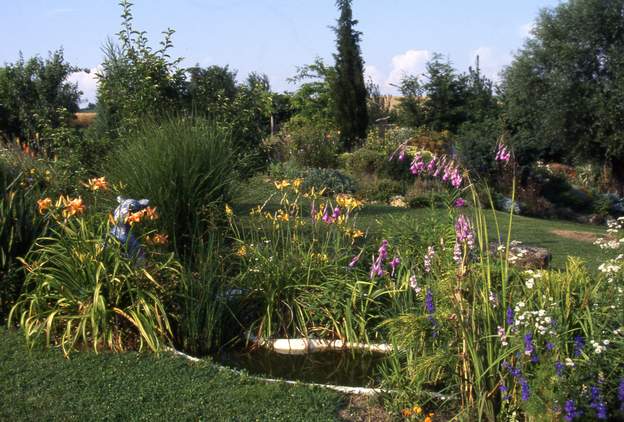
<box><xmin>248</xmin><ymin>335</ymin><xmax>393</xmax><ymax>355</ymax></box>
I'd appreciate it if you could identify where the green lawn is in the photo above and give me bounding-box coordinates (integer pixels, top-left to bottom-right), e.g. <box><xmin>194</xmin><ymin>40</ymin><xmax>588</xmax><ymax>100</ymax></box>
<box><xmin>0</xmin><ymin>328</ymin><xmax>350</xmax><ymax>421</ymax></box>
<box><xmin>358</xmin><ymin>204</ymin><xmax>605</xmax><ymax>269</ymax></box>
<box><xmin>235</xmin><ymin>177</ymin><xmax>608</xmax><ymax>269</ymax></box>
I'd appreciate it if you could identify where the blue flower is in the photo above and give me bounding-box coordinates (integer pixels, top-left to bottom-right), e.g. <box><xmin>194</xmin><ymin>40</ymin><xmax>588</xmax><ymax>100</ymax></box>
<box><xmin>520</xmin><ymin>377</ymin><xmax>530</xmax><ymax>401</ymax></box>
<box><xmin>506</xmin><ymin>306</ymin><xmax>514</xmax><ymax>326</ymax></box>
<box><xmin>554</xmin><ymin>361</ymin><xmax>564</xmax><ymax>377</ymax></box>
<box><xmin>564</xmin><ymin>400</ymin><xmax>582</xmax><ymax>421</ymax></box>
<box><xmin>573</xmin><ymin>336</ymin><xmax>585</xmax><ymax>357</ymax></box>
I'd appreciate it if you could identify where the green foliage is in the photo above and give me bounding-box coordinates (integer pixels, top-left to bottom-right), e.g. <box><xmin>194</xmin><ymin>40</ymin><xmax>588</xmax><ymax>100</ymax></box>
<box><xmin>185</xmin><ymin>65</ymin><xmax>238</xmax><ymax>113</ymax></box>
<box><xmin>175</xmin><ymin>232</ymin><xmax>227</xmax><ymax>355</ymax></box>
<box><xmin>346</xmin><ymin>147</ymin><xmax>412</xmax><ymax>182</ymax></box>
<box><xmin>9</xmin><ymin>211</ymin><xmax>181</xmax><ymax>356</ymax></box>
<box><xmin>502</xmin><ymin>0</ymin><xmax>624</xmax><ymax>187</ymax></box>
<box><xmin>268</xmin><ymin>117</ymin><xmax>339</xmax><ymax>168</ymax></box>
<box><xmin>366</xmin><ymin>80</ymin><xmax>394</xmax><ymax>125</ymax></box>
<box><xmin>301</xmin><ymin>167</ymin><xmax>356</xmax><ymax>195</ymax></box>
<box><xmin>267</xmin><ymin>159</ymin><xmax>305</xmax><ymax>180</ymax></box>
<box><xmin>94</xmin><ymin>1</ymin><xmax>186</xmax><ymax>139</ymax></box>
<box><xmin>228</xmin><ymin>185</ymin><xmax>380</xmax><ymax>343</ymax></box>
<box><xmin>397</xmin><ymin>55</ymin><xmax>500</xmax><ymax>136</ymax></box>
<box><xmin>0</xmin><ymin>49</ymin><xmax>81</xmax><ymax>155</ymax></box>
<box><xmin>0</xmin><ymin>162</ymin><xmax>46</xmax><ymax>322</ymax></box>
<box><xmin>289</xmin><ymin>58</ymin><xmax>337</xmax><ymax>124</ymax></box>
<box><xmin>357</xmin><ymin>178</ymin><xmax>405</xmax><ymax>202</ymax></box>
<box><xmin>0</xmin><ymin>328</ymin><xmax>345</xmax><ymax>421</ymax></box>
<box><xmin>455</xmin><ymin>116</ymin><xmax>502</xmax><ymax>178</ymax></box>
<box><xmin>106</xmin><ymin>117</ymin><xmax>237</xmax><ymax>255</ymax></box>
<box><xmin>332</xmin><ymin>0</ymin><xmax>368</xmax><ymax>150</ymax></box>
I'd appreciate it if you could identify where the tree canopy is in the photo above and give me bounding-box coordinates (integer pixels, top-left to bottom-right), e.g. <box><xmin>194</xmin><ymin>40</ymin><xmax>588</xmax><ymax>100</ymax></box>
<box><xmin>332</xmin><ymin>0</ymin><xmax>368</xmax><ymax>151</ymax></box>
<box><xmin>502</xmin><ymin>0</ymin><xmax>624</xmax><ymax>187</ymax></box>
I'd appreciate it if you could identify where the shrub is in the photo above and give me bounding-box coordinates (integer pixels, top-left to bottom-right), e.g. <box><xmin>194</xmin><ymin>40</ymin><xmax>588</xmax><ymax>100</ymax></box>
<box><xmin>358</xmin><ymin>178</ymin><xmax>404</xmax><ymax>202</ymax></box>
<box><xmin>300</xmin><ymin>167</ymin><xmax>356</xmax><ymax>195</ymax></box>
<box><xmin>346</xmin><ymin>147</ymin><xmax>412</xmax><ymax>182</ymax></box>
<box><xmin>9</xmin><ymin>203</ymin><xmax>181</xmax><ymax>355</ymax></box>
<box><xmin>0</xmin><ymin>49</ymin><xmax>81</xmax><ymax>155</ymax></box>
<box><xmin>269</xmin><ymin>117</ymin><xmax>339</xmax><ymax>168</ymax></box>
<box><xmin>267</xmin><ymin>159</ymin><xmax>305</xmax><ymax>180</ymax></box>
<box><xmin>106</xmin><ymin>117</ymin><xmax>237</xmax><ymax>254</ymax></box>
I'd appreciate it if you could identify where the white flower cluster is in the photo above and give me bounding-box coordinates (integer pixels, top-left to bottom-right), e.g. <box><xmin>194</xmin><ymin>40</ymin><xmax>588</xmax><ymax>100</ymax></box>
<box><xmin>594</xmin><ymin>217</ymin><xmax>624</xmax><ymax>249</ymax></box>
<box><xmin>523</xmin><ymin>269</ymin><xmax>543</xmax><ymax>289</ymax></box>
<box><xmin>590</xmin><ymin>339</ymin><xmax>609</xmax><ymax>354</ymax></box>
<box><xmin>597</xmin><ymin>254</ymin><xmax>623</xmax><ymax>283</ymax></box>
<box><xmin>409</xmin><ymin>275</ymin><xmax>422</xmax><ymax>294</ymax></box>
<box><xmin>507</xmin><ymin>240</ymin><xmax>528</xmax><ymax>264</ymax></box>
<box><xmin>514</xmin><ymin>301</ymin><xmax>555</xmax><ymax>336</ymax></box>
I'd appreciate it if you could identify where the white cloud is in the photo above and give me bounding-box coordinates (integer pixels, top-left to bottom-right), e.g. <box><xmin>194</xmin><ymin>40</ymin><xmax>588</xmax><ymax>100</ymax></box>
<box><xmin>520</xmin><ymin>22</ymin><xmax>535</xmax><ymax>38</ymax></box>
<box><xmin>469</xmin><ymin>47</ymin><xmax>511</xmax><ymax>82</ymax></box>
<box><xmin>364</xmin><ymin>64</ymin><xmax>383</xmax><ymax>87</ymax></box>
<box><xmin>68</xmin><ymin>66</ymin><xmax>101</xmax><ymax>105</ymax></box>
<box><xmin>384</xmin><ymin>49</ymin><xmax>431</xmax><ymax>93</ymax></box>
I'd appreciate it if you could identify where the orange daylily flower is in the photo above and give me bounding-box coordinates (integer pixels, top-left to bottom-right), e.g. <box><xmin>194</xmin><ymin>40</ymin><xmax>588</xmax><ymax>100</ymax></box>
<box><xmin>37</xmin><ymin>197</ymin><xmax>53</xmax><ymax>215</ymax></box>
<box><xmin>150</xmin><ymin>233</ymin><xmax>169</xmax><ymax>246</ymax></box>
<box><xmin>83</xmin><ymin>176</ymin><xmax>109</xmax><ymax>191</ymax></box>
<box><xmin>125</xmin><ymin>210</ymin><xmax>145</xmax><ymax>225</ymax></box>
<box><xmin>144</xmin><ymin>206</ymin><xmax>159</xmax><ymax>221</ymax></box>
<box><xmin>62</xmin><ymin>197</ymin><xmax>86</xmax><ymax>218</ymax></box>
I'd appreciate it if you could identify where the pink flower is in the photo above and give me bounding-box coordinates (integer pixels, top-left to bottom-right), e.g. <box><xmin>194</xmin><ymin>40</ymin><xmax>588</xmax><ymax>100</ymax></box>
<box><xmin>495</xmin><ymin>143</ymin><xmax>511</xmax><ymax>163</ymax></box>
<box><xmin>390</xmin><ymin>256</ymin><xmax>400</xmax><ymax>276</ymax></box>
<box><xmin>424</xmin><ymin>246</ymin><xmax>435</xmax><ymax>273</ymax></box>
<box><xmin>454</xmin><ymin>198</ymin><xmax>466</xmax><ymax>208</ymax></box>
<box><xmin>348</xmin><ymin>255</ymin><xmax>360</xmax><ymax>268</ymax></box>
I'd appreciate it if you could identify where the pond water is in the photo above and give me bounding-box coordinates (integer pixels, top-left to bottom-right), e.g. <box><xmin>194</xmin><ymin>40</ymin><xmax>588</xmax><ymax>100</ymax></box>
<box><xmin>214</xmin><ymin>348</ymin><xmax>388</xmax><ymax>387</ymax></box>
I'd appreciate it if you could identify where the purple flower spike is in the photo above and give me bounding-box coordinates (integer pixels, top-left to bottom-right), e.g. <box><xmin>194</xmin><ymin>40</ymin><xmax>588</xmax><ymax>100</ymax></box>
<box><xmin>564</xmin><ymin>400</ymin><xmax>582</xmax><ymax>421</ymax></box>
<box><xmin>454</xmin><ymin>198</ymin><xmax>466</xmax><ymax>208</ymax></box>
<box><xmin>389</xmin><ymin>256</ymin><xmax>400</xmax><ymax>276</ymax></box>
<box><xmin>520</xmin><ymin>377</ymin><xmax>530</xmax><ymax>401</ymax></box>
<box><xmin>348</xmin><ymin>255</ymin><xmax>360</xmax><ymax>268</ymax></box>
<box><xmin>378</xmin><ymin>240</ymin><xmax>389</xmax><ymax>261</ymax></box>
<box><xmin>425</xmin><ymin>289</ymin><xmax>435</xmax><ymax>314</ymax></box>
<box><xmin>524</xmin><ymin>332</ymin><xmax>534</xmax><ymax>356</ymax></box>
<box><xmin>506</xmin><ymin>306</ymin><xmax>514</xmax><ymax>326</ymax></box>
<box><xmin>332</xmin><ymin>207</ymin><xmax>341</xmax><ymax>219</ymax></box>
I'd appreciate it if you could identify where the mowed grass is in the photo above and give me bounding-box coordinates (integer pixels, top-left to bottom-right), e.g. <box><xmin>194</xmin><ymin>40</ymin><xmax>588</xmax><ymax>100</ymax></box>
<box><xmin>0</xmin><ymin>328</ymin><xmax>347</xmax><ymax>421</ymax></box>
<box><xmin>235</xmin><ymin>177</ymin><xmax>607</xmax><ymax>269</ymax></box>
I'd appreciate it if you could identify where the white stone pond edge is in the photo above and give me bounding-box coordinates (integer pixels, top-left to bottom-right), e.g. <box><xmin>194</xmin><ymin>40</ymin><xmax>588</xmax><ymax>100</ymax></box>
<box><xmin>166</xmin><ymin>347</ymin><xmax>388</xmax><ymax>396</ymax></box>
<box><xmin>248</xmin><ymin>334</ymin><xmax>394</xmax><ymax>355</ymax></box>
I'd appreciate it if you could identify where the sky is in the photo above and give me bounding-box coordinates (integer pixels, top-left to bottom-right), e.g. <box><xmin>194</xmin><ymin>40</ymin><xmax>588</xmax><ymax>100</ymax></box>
<box><xmin>0</xmin><ymin>0</ymin><xmax>563</xmax><ymax>105</ymax></box>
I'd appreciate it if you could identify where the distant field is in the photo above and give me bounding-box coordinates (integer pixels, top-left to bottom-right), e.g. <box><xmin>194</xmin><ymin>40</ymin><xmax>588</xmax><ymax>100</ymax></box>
<box><xmin>71</xmin><ymin>112</ymin><xmax>96</xmax><ymax>128</ymax></box>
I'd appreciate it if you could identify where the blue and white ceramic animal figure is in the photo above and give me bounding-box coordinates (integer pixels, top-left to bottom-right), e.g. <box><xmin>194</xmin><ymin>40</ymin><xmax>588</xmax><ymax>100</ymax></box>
<box><xmin>111</xmin><ymin>196</ymin><xmax>149</xmax><ymax>259</ymax></box>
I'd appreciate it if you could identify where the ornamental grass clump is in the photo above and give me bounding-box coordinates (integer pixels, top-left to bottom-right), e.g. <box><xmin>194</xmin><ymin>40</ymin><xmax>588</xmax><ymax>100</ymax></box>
<box><xmin>9</xmin><ymin>183</ymin><xmax>181</xmax><ymax>356</ymax></box>
<box><xmin>379</xmin><ymin>141</ymin><xmax>624</xmax><ymax>420</ymax></box>
<box><xmin>106</xmin><ymin>117</ymin><xmax>237</xmax><ymax>255</ymax></box>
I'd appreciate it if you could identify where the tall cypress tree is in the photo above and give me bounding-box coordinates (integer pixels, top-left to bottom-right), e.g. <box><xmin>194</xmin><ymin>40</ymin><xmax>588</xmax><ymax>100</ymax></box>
<box><xmin>333</xmin><ymin>0</ymin><xmax>368</xmax><ymax>151</ymax></box>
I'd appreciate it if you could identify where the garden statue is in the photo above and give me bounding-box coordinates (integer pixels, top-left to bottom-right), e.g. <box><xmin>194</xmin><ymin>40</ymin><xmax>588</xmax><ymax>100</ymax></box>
<box><xmin>111</xmin><ymin>196</ymin><xmax>150</xmax><ymax>260</ymax></box>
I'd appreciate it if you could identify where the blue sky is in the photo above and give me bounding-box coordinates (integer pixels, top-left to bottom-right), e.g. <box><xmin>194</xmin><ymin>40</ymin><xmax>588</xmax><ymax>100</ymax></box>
<box><xmin>1</xmin><ymin>0</ymin><xmax>562</xmax><ymax>104</ymax></box>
